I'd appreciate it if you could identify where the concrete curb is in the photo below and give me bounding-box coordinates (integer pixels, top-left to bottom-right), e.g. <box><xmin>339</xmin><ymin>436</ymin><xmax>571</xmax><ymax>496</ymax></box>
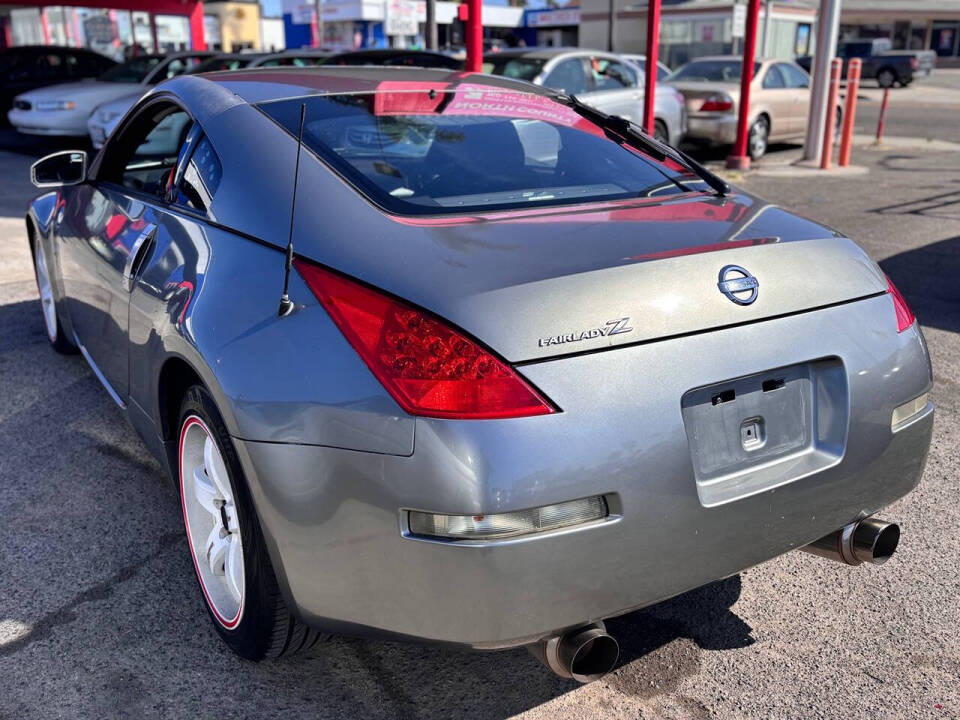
<box><xmin>852</xmin><ymin>134</ymin><xmax>960</xmax><ymax>152</ymax></box>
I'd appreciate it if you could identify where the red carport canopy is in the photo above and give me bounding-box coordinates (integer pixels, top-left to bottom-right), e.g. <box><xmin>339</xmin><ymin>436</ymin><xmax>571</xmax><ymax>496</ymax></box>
<box><xmin>1</xmin><ymin>0</ymin><xmax>207</xmax><ymax>51</ymax></box>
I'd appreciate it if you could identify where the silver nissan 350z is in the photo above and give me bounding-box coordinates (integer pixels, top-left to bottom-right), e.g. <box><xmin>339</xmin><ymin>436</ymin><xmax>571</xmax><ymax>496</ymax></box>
<box><xmin>25</xmin><ymin>67</ymin><xmax>933</xmax><ymax>682</ymax></box>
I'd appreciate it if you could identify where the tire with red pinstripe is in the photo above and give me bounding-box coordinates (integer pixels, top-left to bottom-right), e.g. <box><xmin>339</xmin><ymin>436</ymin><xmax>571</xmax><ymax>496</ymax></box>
<box><xmin>177</xmin><ymin>385</ymin><xmax>323</xmax><ymax>659</ymax></box>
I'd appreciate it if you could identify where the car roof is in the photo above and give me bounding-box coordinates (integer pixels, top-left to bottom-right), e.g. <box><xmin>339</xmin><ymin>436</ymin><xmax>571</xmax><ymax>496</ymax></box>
<box><xmin>330</xmin><ymin>49</ymin><xmax>451</xmax><ymax>57</ymax></box>
<box><xmin>484</xmin><ymin>47</ymin><xmax>589</xmax><ymax>60</ymax></box>
<box><xmin>182</xmin><ymin>65</ymin><xmax>556</xmax><ymax>106</ymax></box>
<box><xmin>682</xmin><ymin>55</ymin><xmax>776</xmax><ymax>63</ymax></box>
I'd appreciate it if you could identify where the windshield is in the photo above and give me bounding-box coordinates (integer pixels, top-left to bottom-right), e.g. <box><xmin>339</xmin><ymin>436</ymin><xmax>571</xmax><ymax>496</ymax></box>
<box><xmin>484</xmin><ymin>57</ymin><xmax>546</xmax><ymax>82</ymax></box>
<box><xmin>99</xmin><ymin>56</ymin><xmax>162</xmax><ymax>83</ymax></box>
<box><xmin>258</xmin><ymin>85</ymin><xmax>698</xmax><ymax>215</ymax></box>
<box><xmin>668</xmin><ymin>60</ymin><xmax>760</xmax><ymax>82</ymax></box>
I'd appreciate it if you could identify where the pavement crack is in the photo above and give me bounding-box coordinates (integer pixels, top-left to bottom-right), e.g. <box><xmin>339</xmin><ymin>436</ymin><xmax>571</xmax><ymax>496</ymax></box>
<box><xmin>0</xmin><ymin>532</ymin><xmax>180</xmax><ymax>657</ymax></box>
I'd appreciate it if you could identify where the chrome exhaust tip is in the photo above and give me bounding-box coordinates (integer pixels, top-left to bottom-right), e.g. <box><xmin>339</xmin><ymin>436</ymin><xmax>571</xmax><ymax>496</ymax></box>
<box><xmin>802</xmin><ymin>517</ymin><xmax>900</xmax><ymax>566</ymax></box>
<box><xmin>530</xmin><ymin>622</ymin><xmax>620</xmax><ymax>683</ymax></box>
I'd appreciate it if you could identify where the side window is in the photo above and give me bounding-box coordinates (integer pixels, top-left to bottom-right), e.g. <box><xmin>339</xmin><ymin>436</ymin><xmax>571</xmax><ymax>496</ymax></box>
<box><xmin>177</xmin><ymin>135</ymin><xmax>223</xmax><ymax>215</ymax></box>
<box><xmin>100</xmin><ymin>104</ymin><xmax>193</xmax><ymax>199</ymax></box>
<box><xmin>543</xmin><ymin>58</ymin><xmax>589</xmax><ymax>95</ymax></box>
<box><xmin>762</xmin><ymin>65</ymin><xmax>785</xmax><ymax>89</ymax></box>
<box><xmin>657</xmin><ymin>64</ymin><xmax>670</xmax><ymax>82</ymax></box>
<box><xmin>591</xmin><ymin>58</ymin><xmax>636</xmax><ymax>90</ymax></box>
<box><xmin>779</xmin><ymin>63</ymin><xmax>810</xmax><ymax>88</ymax></box>
<box><xmin>35</xmin><ymin>53</ymin><xmax>66</xmax><ymax>80</ymax></box>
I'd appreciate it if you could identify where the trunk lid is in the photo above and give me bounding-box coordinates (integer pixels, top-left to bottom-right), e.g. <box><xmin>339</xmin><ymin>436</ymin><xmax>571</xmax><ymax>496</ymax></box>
<box><xmin>666</xmin><ymin>82</ymin><xmax>740</xmax><ymax>115</ymax></box>
<box><xmin>299</xmin><ymin>188</ymin><xmax>887</xmax><ymax>364</ymax></box>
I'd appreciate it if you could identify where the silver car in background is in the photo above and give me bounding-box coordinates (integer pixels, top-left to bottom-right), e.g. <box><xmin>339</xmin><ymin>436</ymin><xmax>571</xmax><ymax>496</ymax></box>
<box><xmin>26</xmin><ymin>67</ymin><xmax>932</xmax><ymax>683</ymax></box>
<box><xmin>9</xmin><ymin>51</ymin><xmax>212</xmax><ymax>139</ymax></box>
<box><xmin>86</xmin><ymin>51</ymin><xmax>332</xmax><ymax>149</ymax></box>
<box><xmin>486</xmin><ymin>48</ymin><xmax>686</xmax><ymax>144</ymax></box>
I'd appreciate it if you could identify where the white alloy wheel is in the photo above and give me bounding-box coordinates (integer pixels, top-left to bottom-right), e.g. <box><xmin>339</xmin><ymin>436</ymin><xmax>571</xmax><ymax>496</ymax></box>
<box><xmin>34</xmin><ymin>240</ymin><xmax>57</xmax><ymax>342</ymax></box>
<box><xmin>180</xmin><ymin>415</ymin><xmax>245</xmax><ymax>628</ymax></box>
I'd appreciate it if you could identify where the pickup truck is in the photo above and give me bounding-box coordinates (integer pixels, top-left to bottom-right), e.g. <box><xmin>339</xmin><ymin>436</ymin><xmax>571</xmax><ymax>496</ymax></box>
<box><xmin>797</xmin><ymin>38</ymin><xmax>936</xmax><ymax>88</ymax></box>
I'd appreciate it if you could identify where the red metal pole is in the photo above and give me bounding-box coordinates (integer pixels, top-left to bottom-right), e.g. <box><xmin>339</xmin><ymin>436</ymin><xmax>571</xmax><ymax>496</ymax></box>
<box><xmin>188</xmin><ymin>2</ymin><xmax>207</xmax><ymax>51</ymax></box>
<box><xmin>642</xmin><ymin>0</ymin><xmax>661</xmax><ymax>135</ymax></box>
<box><xmin>820</xmin><ymin>57</ymin><xmax>842</xmax><ymax>170</ymax></box>
<box><xmin>725</xmin><ymin>0</ymin><xmax>761</xmax><ymax>170</ymax></box>
<box><xmin>838</xmin><ymin>58</ymin><xmax>860</xmax><ymax>167</ymax></box>
<box><xmin>464</xmin><ymin>0</ymin><xmax>482</xmax><ymax>73</ymax></box>
<box><xmin>876</xmin><ymin>86</ymin><xmax>890</xmax><ymax>143</ymax></box>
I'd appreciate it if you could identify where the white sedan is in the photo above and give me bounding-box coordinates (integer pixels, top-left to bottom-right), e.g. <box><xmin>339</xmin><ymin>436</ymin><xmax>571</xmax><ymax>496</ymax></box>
<box><xmin>9</xmin><ymin>52</ymin><xmax>211</xmax><ymax>138</ymax></box>
<box><xmin>87</xmin><ymin>51</ymin><xmax>331</xmax><ymax>149</ymax></box>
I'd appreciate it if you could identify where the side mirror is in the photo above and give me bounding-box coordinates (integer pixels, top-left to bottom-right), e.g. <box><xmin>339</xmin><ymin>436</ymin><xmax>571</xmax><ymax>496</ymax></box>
<box><xmin>30</xmin><ymin>150</ymin><xmax>87</xmax><ymax>188</ymax></box>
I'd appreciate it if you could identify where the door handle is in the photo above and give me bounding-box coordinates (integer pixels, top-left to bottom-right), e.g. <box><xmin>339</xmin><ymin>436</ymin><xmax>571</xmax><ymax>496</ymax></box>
<box><xmin>122</xmin><ymin>223</ymin><xmax>157</xmax><ymax>292</ymax></box>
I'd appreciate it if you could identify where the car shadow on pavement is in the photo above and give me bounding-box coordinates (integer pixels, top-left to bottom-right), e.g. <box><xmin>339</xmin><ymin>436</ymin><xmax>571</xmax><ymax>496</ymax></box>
<box><xmin>0</xmin><ymin>294</ymin><xmax>753</xmax><ymax>719</ymax></box>
<box><xmin>880</xmin><ymin>235</ymin><xmax>960</xmax><ymax>334</ymax></box>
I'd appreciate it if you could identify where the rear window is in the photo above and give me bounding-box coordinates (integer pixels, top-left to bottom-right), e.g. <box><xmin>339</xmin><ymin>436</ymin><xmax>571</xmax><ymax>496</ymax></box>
<box><xmin>258</xmin><ymin>85</ymin><xmax>698</xmax><ymax>215</ymax></box>
<box><xmin>484</xmin><ymin>57</ymin><xmax>546</xmax><ymax>82</ymax></box>
<box><xmin>669</xmin><ymin>60</ymin><xmax>760</xmax><ymax>82</ymax></box>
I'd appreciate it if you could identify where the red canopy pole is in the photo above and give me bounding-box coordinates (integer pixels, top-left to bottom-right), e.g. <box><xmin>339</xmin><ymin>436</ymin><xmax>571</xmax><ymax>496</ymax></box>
<box><xmin>726</xmin><ymin>0</ymin><xmax>761</xmax><ymax>170</ymax></box>
<box><xmin>642</xmin><ymin>0</ymin><xmax>661</xmax><ymax>135</ymax></box>
<box><xmin>189</xmin><ymin>2</ymin><xmax>206</xmax><ymax>51</ymax></box>
<box><xmin>464</xmin><ymin>0</ymin><xmax>482</xmax><ymax>72</ymax></box>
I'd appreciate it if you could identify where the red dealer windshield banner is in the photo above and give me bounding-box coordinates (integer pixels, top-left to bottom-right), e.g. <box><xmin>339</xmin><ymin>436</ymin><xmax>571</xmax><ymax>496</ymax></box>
<box><xmin>370</xmin><ymin>81</ymin><xmax>599</xmax><ymax>134</ymax></box>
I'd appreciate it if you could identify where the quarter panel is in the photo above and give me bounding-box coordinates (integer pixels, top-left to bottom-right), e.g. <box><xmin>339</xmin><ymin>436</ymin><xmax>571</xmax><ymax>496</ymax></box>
<box><xmin>128</xmin><ymin>212</ymin><xmax>415</xmax><ymax>456</ymax></box>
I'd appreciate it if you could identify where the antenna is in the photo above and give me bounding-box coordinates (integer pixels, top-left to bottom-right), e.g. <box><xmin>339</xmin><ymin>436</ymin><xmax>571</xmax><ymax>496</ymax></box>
<box><xmin>278</xmin><ymin>102</ymin><xmax>306</xmax><ymax>318</ymax></box>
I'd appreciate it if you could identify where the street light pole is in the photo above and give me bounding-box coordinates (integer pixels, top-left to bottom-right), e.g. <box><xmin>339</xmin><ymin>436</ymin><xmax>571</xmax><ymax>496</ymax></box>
<box><xmin>426</xmin><ymin>0</ymin><xmax>438</xmax><ymax>49</ymax></box>
<box><xmin>802</xmin><ymin>0</ymin><xmax>842</xmax><ymax>161</ymax></box>
<box><xmin>761</xmin><ymin>0</ymin><xmax>772</xmax><ymax>56</ymax></box>
<box><xmin>608</xmin><ymin>0</ymin><xmax>616</xmax><ymax>52</ymax></box>
<box><xmin>313</xmin><ymin>0</ymin><xmax>324</xmax><ymax>49</ymax></box>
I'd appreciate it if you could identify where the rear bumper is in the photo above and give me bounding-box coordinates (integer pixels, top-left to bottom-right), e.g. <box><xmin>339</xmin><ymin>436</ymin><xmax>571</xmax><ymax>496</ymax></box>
<box><xmin>685</xmin><ymin>114</ymin><xmax>738</xmax><ymax>145</ymax></box>
<box><xmin>235</xmin><ymin>293</ymin><xmax>933</xmax><ymax>648</ymax></box>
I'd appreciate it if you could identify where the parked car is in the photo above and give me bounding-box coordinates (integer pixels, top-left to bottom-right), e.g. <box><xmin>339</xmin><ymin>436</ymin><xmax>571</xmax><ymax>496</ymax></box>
<box><xmin>9</xmin><ymin>51</ymin><xmax>213</xmax><ymax>138</ymax></box>
<box><xmin>668</xmin><ymin>55</ymin><xmax>835</xmax><ymax>160</ymax></box>
<box><xmin>618</xmin><ymin>53</ymin><xmax>672</xmax><ymax>82</ymax></box>
<box><xmin>325</xmin><ymin>49</ymin><xmax>461</xmax><ymax>69</ymax></box>
<box><xmin>797</xmin><ymin>38</ymin><xmax>935</xmax><ymax>88</ymax></box>
<box><xmin>87</xmin><ymin>51</ymin><xmax>332</xmax><ymax>149</ymax></box>
<box><xmin>485</xmin><ymin>48</ymin><xmax>686</xmax><ymax>144</ymax></box>
<box><xmin>26</xmin><ymin>66</ymin><xmax>932</xmax><ymax>681</ymax></box>
<box><xmin>1</xmin><ymin>45</ymin><xmax>115</xmax><ymax>120</ymax></box>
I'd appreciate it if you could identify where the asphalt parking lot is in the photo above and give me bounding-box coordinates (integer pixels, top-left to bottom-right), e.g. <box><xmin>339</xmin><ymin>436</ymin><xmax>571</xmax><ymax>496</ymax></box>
<box><xmin>1</xmin><ymin>115</ymin><xmax>959</xmax><ymax>718</ymax></box>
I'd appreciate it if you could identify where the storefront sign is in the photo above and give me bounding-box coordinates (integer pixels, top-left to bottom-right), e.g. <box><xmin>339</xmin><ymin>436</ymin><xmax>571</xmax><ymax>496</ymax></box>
<box><xmin>385</xmin><ymin>0</ymin><xmax>418</xmax><ymax>36</ymax></box>
<box><xmin>526</xmin><ymin>8</ymin><xmax>580</xmax><ymax>28</ymax></box>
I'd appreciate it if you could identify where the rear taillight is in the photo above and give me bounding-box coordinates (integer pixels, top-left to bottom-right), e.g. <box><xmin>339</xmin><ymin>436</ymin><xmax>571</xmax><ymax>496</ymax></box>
<box><xmin>294</xmin><ymin>259</ymin><xmax>556</xmax><ymax>419</ymax></box>
<box><xmin>700</xmin><ymin>94</ymin><xmax>733</xmax><ymax>112</ymax></box>
<box><xmin>886</xmin><ymin>275</ymin><xmax>915</xmax><ymax>332</ymax></box>
<box><xmin>910</xmin><ymin>57</ymin><xmax>918</xmax><ymax>70</ymax></box>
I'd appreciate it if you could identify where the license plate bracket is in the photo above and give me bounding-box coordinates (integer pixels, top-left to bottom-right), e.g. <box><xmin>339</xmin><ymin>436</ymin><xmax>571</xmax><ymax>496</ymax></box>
<box><xmin>681</xmin><ymin>358</ymin><xmax>848</xmax><ymax>507</ymax></box>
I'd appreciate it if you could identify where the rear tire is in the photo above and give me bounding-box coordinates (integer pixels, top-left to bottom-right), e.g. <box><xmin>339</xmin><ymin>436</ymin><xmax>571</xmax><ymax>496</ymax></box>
<box><xmin>877</xmin><ymin>68</ymin><xmax>897</xmax><ymax>89</ymax></box>
<box><xmin>31</xmin><ymin>235</ymin><xmax>77</xmax><ymax>355</ymax></box>
<box><xmin>653</xmin><ymin>119</ymin><xmax>669</xmax><ymax>144</ymax></box>
<box><xmin>177</xmin><ymin>385</ymin><xmax>325</xmax><ymax>660</ymax></box>
<box><xmin>747</xmin><ymin>116</ymin><xmax>769</xmax><ymax>160</ymax></box>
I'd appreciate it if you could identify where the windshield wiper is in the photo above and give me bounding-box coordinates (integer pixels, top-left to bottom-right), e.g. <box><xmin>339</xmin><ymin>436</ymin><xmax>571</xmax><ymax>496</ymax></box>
<box><xmin>561</xmin><ymin>94</ymin><xmax>730</xmax><ymax>197</ymax></box>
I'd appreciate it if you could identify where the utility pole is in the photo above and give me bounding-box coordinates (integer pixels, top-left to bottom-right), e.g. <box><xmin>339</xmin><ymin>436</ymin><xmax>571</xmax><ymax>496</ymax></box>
<box><xmin>313</xmin><ymin>0</ymin><xmax>324</xmax><ymax>49</ymax></box>
<box><xmin>761</xmin><ymin>0</ymin><xmax>772</xmax><ymax>56</ymax></box>
<box><xmin>607</xmin><ymin>0</ymin><xmax>616</xmax><ymax>52</ymax></box>
<box><xmin>802</xmin><ymin>0</ymin><xmax>842</xmax><ymax>162</ymax></box>
<box><xmin>426</xmin><ymin>0</ymin><xmax>438</xmax><ymax>49</ymax></box>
